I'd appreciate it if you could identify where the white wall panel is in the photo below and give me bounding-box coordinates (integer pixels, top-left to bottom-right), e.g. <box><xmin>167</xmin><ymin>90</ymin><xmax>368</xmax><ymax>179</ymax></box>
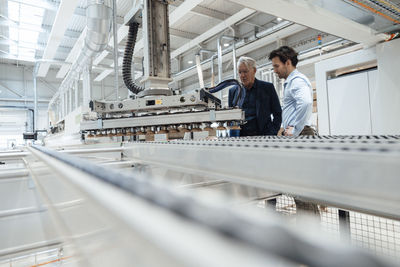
<box><xmin>327</xmin><ymin>71</ymin><xmax>372</xmax><ymax>135</ymax></box>
<box><xmin>372</xmin><ymin>39</ymin><xmax>400</xmax><ymax>134</ymax></box>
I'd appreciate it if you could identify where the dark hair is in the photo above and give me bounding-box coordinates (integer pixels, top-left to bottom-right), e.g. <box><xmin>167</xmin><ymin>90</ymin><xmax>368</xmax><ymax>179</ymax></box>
<box><xmin>268</xmin><ymin>46</ymin><xmax>298</xmax><ymax>67</ymax></box>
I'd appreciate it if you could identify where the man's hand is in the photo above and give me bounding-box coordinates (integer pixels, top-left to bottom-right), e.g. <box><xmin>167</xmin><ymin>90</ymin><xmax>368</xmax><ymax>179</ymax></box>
<box><xmin>284</xmin><ymin>126</ymin><xmax>294</xmax><ymax>136</ymax></box>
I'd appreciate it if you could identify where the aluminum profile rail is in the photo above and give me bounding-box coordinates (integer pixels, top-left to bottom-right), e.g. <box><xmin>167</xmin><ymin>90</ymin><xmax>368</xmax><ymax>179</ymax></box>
<box><xmin>0</xmin><ymin>152</ymin><xmax>30</xmax><ymax>161</ymax></box>
<box><xmin>123</xmin><ymin>135</ymin><xmax>400</xmax><ymax>220</ymax></box>
<box><xmin>30</xmin><ymin>145</ymin><xmax>393</xmax><ymax>267</ymax></box>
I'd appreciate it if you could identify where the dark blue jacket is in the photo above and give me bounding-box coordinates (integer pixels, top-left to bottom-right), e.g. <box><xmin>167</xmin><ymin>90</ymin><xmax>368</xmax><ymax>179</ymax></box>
<box><xmin>228</xmin><ymin>78</ymin><xmax>282</xmax><ymax>135</ymax></box>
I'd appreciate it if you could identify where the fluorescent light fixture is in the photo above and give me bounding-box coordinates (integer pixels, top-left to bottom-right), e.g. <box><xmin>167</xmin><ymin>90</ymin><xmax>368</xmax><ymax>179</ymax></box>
<box><xmin>223</xmin><ymin>43</ymin><xmax>230</xmax><ymax>47</ymax></box>
<box><xmin>188</xmin><ymin>60</ymin><xmax>193</xmax><ymax>64</ymax></box>
<box><xmin>276</xmin><ymin>17</ymin><xmax>282</xmax><ymax>22</ymax></box>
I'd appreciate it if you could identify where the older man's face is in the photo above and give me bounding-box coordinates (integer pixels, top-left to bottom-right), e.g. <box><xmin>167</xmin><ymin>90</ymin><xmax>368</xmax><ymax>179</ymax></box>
<box><xmin>238</xmin><ymin>63</ymin><xmax>256</xmax><ymax>89</ymax></box>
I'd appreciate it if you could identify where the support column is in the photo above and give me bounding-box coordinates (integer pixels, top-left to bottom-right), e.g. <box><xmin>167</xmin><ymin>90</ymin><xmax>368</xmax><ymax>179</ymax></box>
<box><xmin>75</xmin><ymin>80</ymin><xmax>79</xmax><ymax>109</ymax></box>
<box><xmin>339</xmin><ymin>209</ymin><xmax>351</xmax><ymax>242</ymax></box>
<box><xmin>232</xmin><ymin>42</ymin><xmax>237</xmax><ymax>80</ymax></box>
<box><xmin>57</xmin><ymin>101</ymin><xmax>61</xmax><ymax>122</ymax></box>
<box><xmin>68</xmin><ymin>88</ymin><xmax>73</xmax><ymax>113</ymax></box>
<box><xmin>61</xmin><ymin>93</ymin><xmax>65</xmax><ymax>119</ymax></box>
<box><xmin>64</xmin><ymin>92</ymin><xmax>68</xmax><ymax>117</ymax></box>
<box><xmin>82</xmin><ymin>65</ymin><xmax>93</xmax><ymax>112</ymax></box>
<box><xmin>33</xmin><ymin>65</ymin><xmax>38</xmax><ymax>132</ymax></box>
<box><xmin>140</xmin><ymin>0</ymin><xmax>172</xmax><ymax>94</ymax></box>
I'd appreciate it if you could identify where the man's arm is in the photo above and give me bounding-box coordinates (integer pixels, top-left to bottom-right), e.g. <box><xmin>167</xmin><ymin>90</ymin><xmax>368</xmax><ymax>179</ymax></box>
<box><xmin>291</xmin><ymin>79</ymin><xmax>313</xmax><ymax>136</ymax></box>
<box><xmin>228</xmin><ymin>86</ymin><xmax>237</xmax><ymax>107</ymax></box>
<box><xmin>269</xmin><ymin>84</ymin><xmax>282</xmax><ymax>134</ymax></box>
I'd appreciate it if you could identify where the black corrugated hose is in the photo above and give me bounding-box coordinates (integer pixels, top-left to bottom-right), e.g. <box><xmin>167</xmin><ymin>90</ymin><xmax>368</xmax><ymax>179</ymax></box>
<box><xmin>122</xmin><ymin>22</ymin><xmax>144</xmax><ymax>94</ymax></box>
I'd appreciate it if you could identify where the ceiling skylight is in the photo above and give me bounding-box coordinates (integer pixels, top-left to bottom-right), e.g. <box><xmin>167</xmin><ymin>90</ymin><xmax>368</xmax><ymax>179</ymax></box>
<box><xmin>7</xmin><ymin>1</ymin><xmax>44</xmax><ymax>60</ymax></box>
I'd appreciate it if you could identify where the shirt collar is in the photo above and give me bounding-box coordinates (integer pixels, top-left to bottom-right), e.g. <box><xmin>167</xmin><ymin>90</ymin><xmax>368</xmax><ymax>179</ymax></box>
<box><xmin>249</xmin><ymin>78</ymin><xmax>258</xmax><ymax>90</ymax></box>
<box><xmin>284</xmin><ymin>69</ymin><xmax>299</xmax><ymax>86</ymax></box>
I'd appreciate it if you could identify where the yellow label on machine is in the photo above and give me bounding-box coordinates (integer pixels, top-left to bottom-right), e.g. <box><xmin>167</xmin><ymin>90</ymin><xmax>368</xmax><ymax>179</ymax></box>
<box><xmin>155</xmin><ymin>99</ymin><xmax>163</xmax><ymax>105</ymax></box>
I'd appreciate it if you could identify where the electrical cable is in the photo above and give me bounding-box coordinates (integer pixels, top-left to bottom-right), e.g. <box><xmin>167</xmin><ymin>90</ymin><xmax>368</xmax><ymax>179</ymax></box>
<box><xmin>349</xmin><ymin>0</ymin><xmax>400</xmax><ymax>24</ymax></box>
<box><xmin>122</xmin><ymin>22</ymin><xmax>144</xmax><ymax>94</ymax></box>
<box><xmin>207</xmin><ymin>79</ymin><xmax>242</xmax><ymax>93</ymax></box>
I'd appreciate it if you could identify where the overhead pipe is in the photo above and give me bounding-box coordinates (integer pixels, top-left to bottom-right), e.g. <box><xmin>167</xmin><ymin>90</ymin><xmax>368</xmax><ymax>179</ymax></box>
<box><xmin>210</xmin><ymin>55</ymin><xmax>216</xmax><ymax>87</ymax></box>
<box><xmin>49</xmin><ymin>0</ymin><xmax>113</xmax><ymax>108</ymax></box>
<box><xmin>112</xmin><ymin>0</ymin><xmax>119</xmax><ymax>100</ymax></box>
<box><xmin>227</xmin><ymin>26</ymin><xmax>238</xmax><ymax>80</ymax></box>
<box><xmin>217</xmin><ymin>34</ymin><xmax>236</xmax><ymax>99</ymax></box>
<box><xmin>197</xmin><ymin>48</ymin><xmax>216</xmax><ymax>60</ymax></box>
<box><xmin>217</xmin><ymin>37</ymin><xmax>223</xmax><ymax>85</ymax></box>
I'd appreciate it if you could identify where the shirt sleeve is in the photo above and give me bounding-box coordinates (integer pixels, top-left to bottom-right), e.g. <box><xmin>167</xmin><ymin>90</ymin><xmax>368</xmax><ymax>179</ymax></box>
<box><xmin>290</xmin><ymin>78</ymin><xmax>313</xmax><ymax>136</ymax></box>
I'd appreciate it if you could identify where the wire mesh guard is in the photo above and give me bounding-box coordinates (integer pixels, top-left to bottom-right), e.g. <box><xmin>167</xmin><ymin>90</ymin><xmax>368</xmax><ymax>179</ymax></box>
<box><xmin>261</xmin><ymin>195</ymin><xmax>400</xmax><ymax>263</ymax></box>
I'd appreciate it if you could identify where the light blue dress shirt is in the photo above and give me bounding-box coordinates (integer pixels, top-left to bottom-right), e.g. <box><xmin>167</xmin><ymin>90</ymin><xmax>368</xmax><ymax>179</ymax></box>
<box><xmin>282</xmin><ymin>69</ymin><xmax>313</xmax><ymax>136</ymax></box>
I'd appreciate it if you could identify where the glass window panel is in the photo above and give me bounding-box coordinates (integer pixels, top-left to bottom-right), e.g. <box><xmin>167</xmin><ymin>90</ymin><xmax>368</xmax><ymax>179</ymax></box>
<box><xmin>7</xmin><ymin>2</ymin><xmax>20</xmax><ymax>21</ymax></box>
<box><xmin>8</xmin><ymin>27</ymin><xmax>19</xmax><ymax>41</ymax></box>
<box><xmin>18</xmin><ymin>30</ymin><xmax>39</xmax><ymax>43</ymax></box>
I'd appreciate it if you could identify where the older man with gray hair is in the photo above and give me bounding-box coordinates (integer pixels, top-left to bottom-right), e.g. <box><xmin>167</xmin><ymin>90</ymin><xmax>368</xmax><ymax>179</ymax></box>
<box><xmin>228</xmin><ymin>56</ymin><xmax>282</xmax><ymax>136</ymax></box>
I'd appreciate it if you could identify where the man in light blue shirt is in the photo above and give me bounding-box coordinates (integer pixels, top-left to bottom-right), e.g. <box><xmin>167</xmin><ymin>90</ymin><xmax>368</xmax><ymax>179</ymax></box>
<box><xmin>269</xmin><ymin>46</ymin><xmax>314</xmax><ymax>137</ymax></box>
<box><xmin>268</xmin><ymin>46</ymin><xmax>319</xmax><ymax>217</ymax></box>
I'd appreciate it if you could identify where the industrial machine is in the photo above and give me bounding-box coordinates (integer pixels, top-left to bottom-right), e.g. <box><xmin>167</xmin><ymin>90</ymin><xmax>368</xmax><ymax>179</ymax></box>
<box><xmin>80</xmin><ymin>0</ymin><xmax>244</xmax><ymax>141</ymax></box>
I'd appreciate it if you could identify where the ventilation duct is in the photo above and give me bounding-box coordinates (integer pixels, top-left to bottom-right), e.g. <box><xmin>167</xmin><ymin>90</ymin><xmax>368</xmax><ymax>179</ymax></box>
<box><xmin>49</xmin><ymin>0</ymin><xmax>113</xmax><ymax>107</ymax></box>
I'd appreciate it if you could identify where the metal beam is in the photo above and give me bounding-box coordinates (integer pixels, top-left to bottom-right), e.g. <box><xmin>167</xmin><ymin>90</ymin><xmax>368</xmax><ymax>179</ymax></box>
<box><xmin>169</xmin><ymin>0</ymin><xmax>204</xmax><ymax>26</ymax></box>
<box><xmin>171</xmin><ymin>8</ymin><xmax>255</xmax><ymax>59</ymax></box>
<box><xmin>7</xmin><ymin>0</ymin><xmax>58</xmax><ymax>12</ymax></box>
<box><xmin>55</xmin><ymin>28</ymin><xmax>86</xmax><ymax>79</ymax></box>
<box><xmin>169</xmin><ymin>28</ymin><xmax>198</xmax><ymax>40</ymax></box>
<box><xmin>229</xmin><ymin>0</ymin><xmax>388</xmax><ymax>46</ymax></box>
<box><xmin>37</xmin><ymin>0</ymin><xmax>81</xmax><ymax>77</ymax></box>
<box><xmin>93</xmin><ymin>56</ymin><xmax>123</xmax><ymax>82</ymax></box>
<box><xmin>170</xmin><ymin>0</ymin><xmax>230</xmax><ymax>21</ymax></box>
<box><xmin>0</xmin><ymin>82</ymin><xmax>23</xmax><ymax>98</ymax></box>
<box><xmin>0</xmin><ymin>19</ymin><xmax>44</xmax><ymax>33</ymax></box>
<box><xmin>0</xmin><ymin>19</ymin><xmax>82</xmax><ymax>39</ymax></box>
<box><xmin>0</xmin><ymin>98</ymin><xmax>51</xmax><ymax>103</ymax></box>
<box><xmin>41</xmin><ymin>24</ymin><xmax>82</xmax><ymax>39</ymax></box>
<box><xmin>0</xmin><ymin>37</ymin><xmax>72</xmax><ymax>54</ymax></box>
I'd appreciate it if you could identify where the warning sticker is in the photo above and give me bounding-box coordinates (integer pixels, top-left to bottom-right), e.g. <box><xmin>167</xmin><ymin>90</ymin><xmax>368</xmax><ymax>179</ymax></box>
<box><xmin>155</xmin><ymin>99</ymin><xmax>163</xmax><ymax>105</ymax></box>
